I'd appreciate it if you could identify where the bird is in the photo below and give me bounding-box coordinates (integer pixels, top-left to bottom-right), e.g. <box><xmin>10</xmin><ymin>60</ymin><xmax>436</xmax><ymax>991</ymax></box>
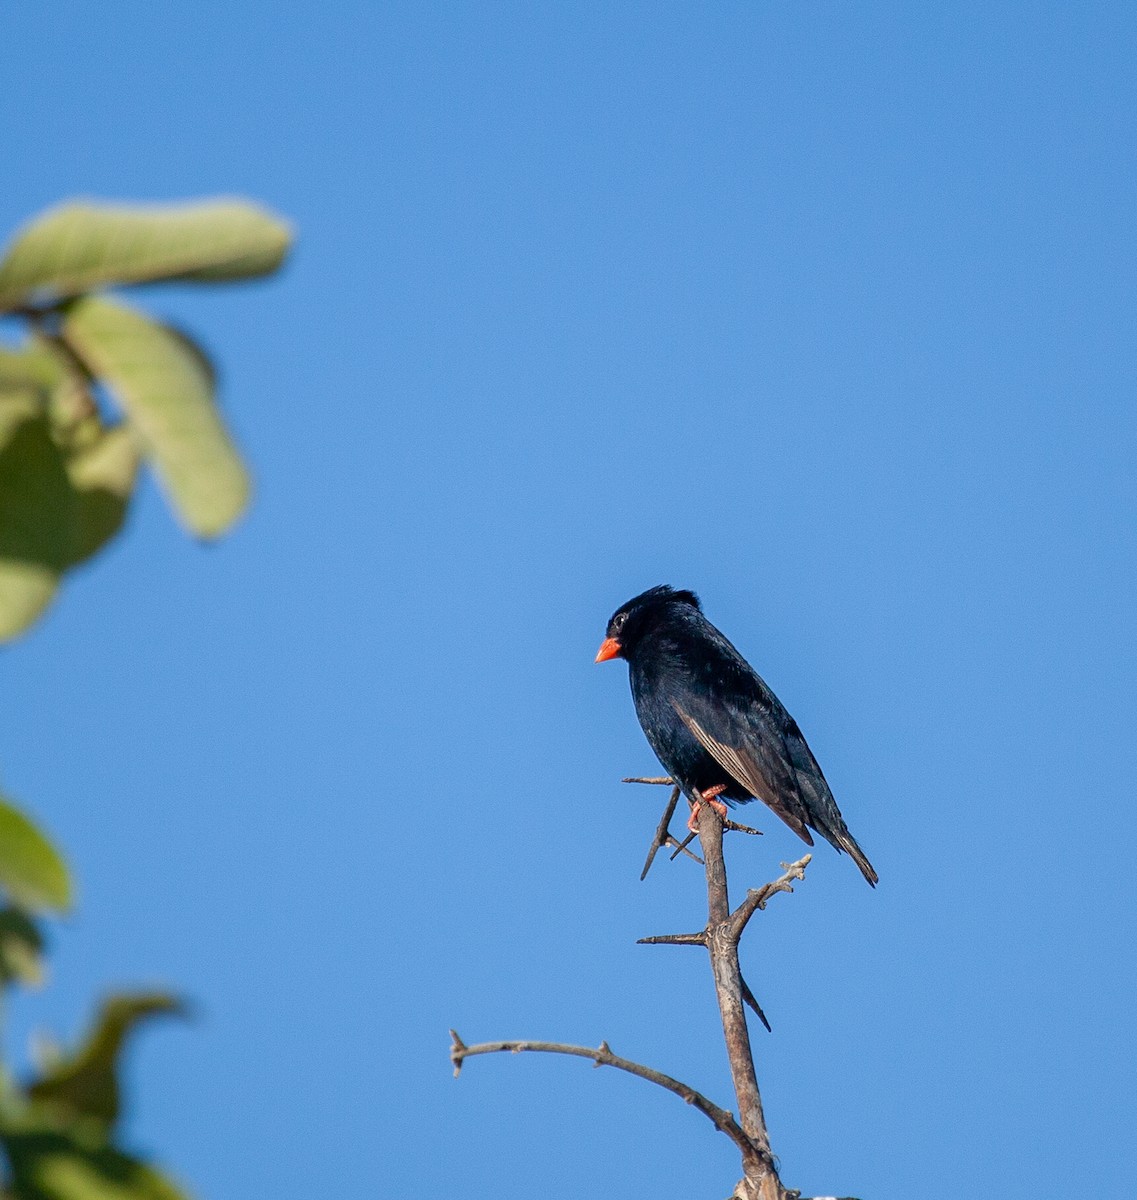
<box><xmin>596</xmin><ymin>585</ymin><xmax>877</xmax><ymax>886</ymax></box>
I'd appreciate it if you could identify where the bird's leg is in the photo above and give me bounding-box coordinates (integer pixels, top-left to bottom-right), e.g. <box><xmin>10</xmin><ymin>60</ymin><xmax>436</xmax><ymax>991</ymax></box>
<box><xmin>686</xmin><ymin>784</ymin><xmax>729</xmax><ymax>832</ymax></box>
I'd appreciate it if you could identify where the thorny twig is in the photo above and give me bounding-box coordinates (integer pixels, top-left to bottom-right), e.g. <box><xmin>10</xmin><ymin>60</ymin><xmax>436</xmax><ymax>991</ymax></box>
<box><xmin>626</xmin><ymin>776</ymin><xmax>763</xmax><ymax>880</ymax></box>
<box><xmin>689</xmin><ymin>797</ymin><xmax>811</xmax><ymax>1198</ymax></box>
<box><xmin>449</xmin><ymin>1031</ymin><xmax>756</xmax><ymax>1162</ymax></box>
<box><xmin>729</xmin><ymin>856</ymin><xmax>812</xmax><ymax>941</ymax></box>
<box><xmin>637</xmin><ymin>853</ymin><xmax>811</xmax><ymax>1034</ymax></box>
<box><xmin>452</xmin><ymin>787</ymin><xmax>832</xmax><ymax>1199</ymax></box>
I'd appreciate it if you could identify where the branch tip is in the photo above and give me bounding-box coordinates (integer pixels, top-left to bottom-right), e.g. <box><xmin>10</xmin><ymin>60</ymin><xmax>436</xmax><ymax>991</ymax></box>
<box><xmin>442</xmin><ymin>1037</ymin><xmax>756</xmax><ymax>1159</ymax></box>
<box><xmin>449</xmin><ymin>1029</ymin><xmax>467</xmax><ymax>1078</ymax></box>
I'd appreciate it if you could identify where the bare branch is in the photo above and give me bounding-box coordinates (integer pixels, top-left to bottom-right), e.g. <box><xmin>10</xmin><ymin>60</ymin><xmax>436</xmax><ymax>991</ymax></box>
<box><xmin>693</xmin><ymin>800</ymin><xmax>771</xmax><ymax>1161</ymax></box>
<box><xmin>621</xmin><ymin>776</ymin><xmax>676</xmax><ymax>785</ymax></box>
<box><xmin>449</xmin><ymin>1030</ymin><xmax>757</xmax><ymax>1162</ymax></box>
<box><xmin>636</xmin><ymin>931</ymin><xmax>707</xmax><ymax>946</ymax></box>
<box><xmin>452</xmin><ymin>781</ymin><xmax>832</xmax><ymax>1200</ymax></box>
<box><xmin>728</xmin><ymin>856</ymin><xmax>812</xmax><ymax>941</ymax></box>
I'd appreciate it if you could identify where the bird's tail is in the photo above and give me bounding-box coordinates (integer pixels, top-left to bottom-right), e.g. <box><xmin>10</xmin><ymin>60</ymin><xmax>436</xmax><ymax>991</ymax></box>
<box><xmin>796</xmin><ymin>772</ymin><xmax>879</xmax><ymax>886</ymax></box>
<box><xmin>834</xmin><ymin>829</ymin><xmax>878</xmax><ymax>887</ymax></box>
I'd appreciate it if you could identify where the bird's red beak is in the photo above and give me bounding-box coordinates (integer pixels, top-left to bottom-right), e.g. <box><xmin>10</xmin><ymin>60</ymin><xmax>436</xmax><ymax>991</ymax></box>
<box><xmin>594</xmin><ymin>637</ymin><xmax>622</xmax><ymax>663</ymax></box>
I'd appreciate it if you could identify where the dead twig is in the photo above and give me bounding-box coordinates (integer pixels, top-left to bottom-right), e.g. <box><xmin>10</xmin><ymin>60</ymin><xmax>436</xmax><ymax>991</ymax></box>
<box><xmin>451</xmin><ymin>787</ymin><xmax>821</xmax><ymax>1200</ymax></box>
<box><xmin>722</xmin><ymin>816</ymin><xmax>765</xmax><ymax>836</ymax></box>
<box><xmin>637</xmin><ymin>850</ymin><xmax>813</xmax><ymax>1044</ymax></box>
<box><xmin>728</xmin><ymin>856</ymin><xmax>812</xmax><ymax>941</ymax></box>
<box><xmin>636</xmin><ymin>930</ymin><xmax>706</xmax><ymax>946</ymax></box>
<box><xmin>449</xmin><ymin>1030</ymin><xmax>756</xmax><ymax>1163</ymax></box>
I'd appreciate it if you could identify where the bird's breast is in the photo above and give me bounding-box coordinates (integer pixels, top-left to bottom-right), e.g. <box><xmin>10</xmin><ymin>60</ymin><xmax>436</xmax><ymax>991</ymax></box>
<box><xmin>629</xmin><ymin>658</ymin><xmax>736</xmax><ymax>797</ymax></box>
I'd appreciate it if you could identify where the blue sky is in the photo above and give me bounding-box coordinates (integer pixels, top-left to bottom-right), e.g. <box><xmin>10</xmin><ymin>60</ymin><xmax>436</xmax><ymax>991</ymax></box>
<box><xmin>2</xmin><ymin>3</ymin><xmax>1135</xmax><ymax>1197</ymax></box>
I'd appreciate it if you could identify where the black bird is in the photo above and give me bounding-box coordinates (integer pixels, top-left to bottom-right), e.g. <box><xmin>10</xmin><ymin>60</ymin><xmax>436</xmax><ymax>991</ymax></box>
<box><xmin>596</xmin><ymin>585</ymin><xmax>877</xmax><ymax>886</ymax></box>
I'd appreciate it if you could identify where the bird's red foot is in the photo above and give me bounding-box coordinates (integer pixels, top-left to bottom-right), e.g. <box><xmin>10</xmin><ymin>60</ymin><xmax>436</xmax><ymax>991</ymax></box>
<box><xmin>687</xmin><ymin>785</ymin><xmax>729</xmax><ymax>831</ymax></box>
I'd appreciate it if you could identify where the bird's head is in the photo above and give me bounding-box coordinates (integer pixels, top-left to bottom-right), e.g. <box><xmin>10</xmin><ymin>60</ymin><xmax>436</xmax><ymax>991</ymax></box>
<box><xmin>595</xmin><ymin>585</ymin><xmax>701</xmax><ymax>662</ymax></box>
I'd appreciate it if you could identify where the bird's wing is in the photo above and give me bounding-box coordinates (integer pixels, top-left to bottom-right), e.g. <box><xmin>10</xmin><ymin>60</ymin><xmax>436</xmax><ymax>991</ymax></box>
<box><xmin>672</xmin><ymin>695</ymin><xmax>815</xmax><ymax>846</ymax></box>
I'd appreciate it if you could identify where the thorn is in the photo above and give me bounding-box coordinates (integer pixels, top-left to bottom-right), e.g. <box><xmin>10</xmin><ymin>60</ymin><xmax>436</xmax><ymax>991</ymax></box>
<box><xmin>669</xmin><ymin>831</ymin><xmax>699</xmax><ymax>860</ymax></box>
<box><xmin>669</xmin><ymin>836</ymin><xmax>705</xmax><ymax>865</ymax></box>
<box><xmin>739</xmin><ymin>976</ymin><xmax>772</xmax><ymax>1033</ymax></box>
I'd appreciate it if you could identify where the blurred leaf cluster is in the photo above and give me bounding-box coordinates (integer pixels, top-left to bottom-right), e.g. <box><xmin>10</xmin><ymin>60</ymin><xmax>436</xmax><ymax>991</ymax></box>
<box><xmin>0</xmin><ymin>792</ymin><xmax>187</xmax><ymax>1200</ymax></box>
<box><xmin>0</xmin><ymin>199</ymin><xmax>292</xmax><ymax>1196</ymax></box>
<box><xmin>0</xmin><ymin>199</ymin><xmax>292</xmax><ymax>640</ymax></box>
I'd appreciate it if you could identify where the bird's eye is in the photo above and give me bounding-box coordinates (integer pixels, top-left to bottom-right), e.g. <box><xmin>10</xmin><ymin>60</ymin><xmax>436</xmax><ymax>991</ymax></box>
<box><xmin>612</xmin><ymin>612</ymin><xmax>627</xmax><ymax>633</ymax></box>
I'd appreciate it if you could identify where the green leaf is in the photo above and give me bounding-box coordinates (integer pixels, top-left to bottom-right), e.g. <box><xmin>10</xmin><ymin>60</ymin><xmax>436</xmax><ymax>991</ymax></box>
<box><xmin>3</xmin><ymin>1126</ymin><xmax>191</xmax><ymax>1200</ymax></box>
<box><xmin>0</xmin><ymin>342</ymin><xmax>65</xmax><ymax>400</ymax></box>
<box><xmin>28</xmin><ymin>994</ymin><xmax>185</xmax><ymax>1130</ymax></box>
<box><xmin>0</xmin><ymin>796</ymin><xmax>71</xmax><ymax>914</ymax></box>
<box><xmin>0</xmin><ymin>908</ymin><xmax>46</xmax><ymax>988</ymax></box>
<box><xmin>0</xmin><ymin>414</ymin><xmax>74</xmax><ymax>640</ymax></box>
<box><xmin>63</xmin><ymin>297</ymin><xmax>248</xmax><ymax>537</ymax></box>
<box><xmin>0</xmin><ymin>390</ymin><xmax>42</xmax><ymax>441</ymax></box>
<box><xmin>1</xmin><ymin>336</ymin><xmax>100</xmax><ymax>443</ymax></box>
<box><xmin>64</xmin><ymin>427</ymin><xmax>139</xmax><ymax>566</ymax></box>
<box><xmin>0</xmin><ymin>199</ymin><xmax>292</xmax><ymax>308</ymax></box>
<box><xmin>0</xmin><ymin>396</ymin><xmax>139</xmax><ymax>638</ymax></box>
